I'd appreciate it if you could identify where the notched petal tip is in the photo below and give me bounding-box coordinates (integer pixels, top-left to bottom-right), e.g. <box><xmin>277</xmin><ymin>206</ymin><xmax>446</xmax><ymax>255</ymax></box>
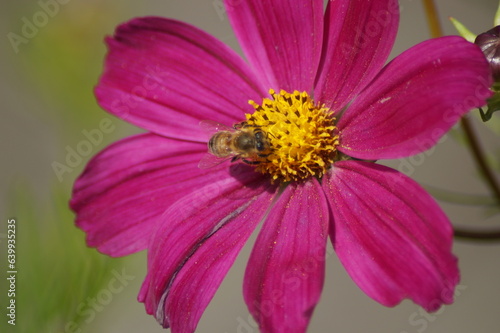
<box><xmin>323</xmin><ymin>161</ymin><xmax>460</xmax><ymax>312</ymax></box>
<box><xmin>244</xmin><ymin>179</ymin><xmax>329</xmax><ymax>332</ymax></box>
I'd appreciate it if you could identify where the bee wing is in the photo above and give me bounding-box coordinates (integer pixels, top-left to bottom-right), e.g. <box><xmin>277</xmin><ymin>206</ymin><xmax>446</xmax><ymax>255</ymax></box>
<box><xmin>198</xmin><ymin>153</ymin><xmax>232</xmax><ymax>169</ymax></box>
<box><xmin>198</xmin><ymin>120</ymin><xmax>236</xmax><ymax>168</ymax></box>
<box><xmin>199</xmin><ymin>120</ymin><xmax>234</xmax><ymax>136</ymax></box>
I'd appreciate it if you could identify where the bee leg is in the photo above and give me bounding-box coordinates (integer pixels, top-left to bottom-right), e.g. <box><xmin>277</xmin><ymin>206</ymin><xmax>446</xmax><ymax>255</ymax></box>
<box><xmin>233</xmin><ymin>122</ymin><xmax>262</xmax><ymax>130</ymax></box>
<box><xmin>266</xmin><ymin>131</ymin><xmax>276</xmax><ymax>139</ymax></box>
<box><xmin>233</xmin><ymin>122</ymin><xmax>246</xmax><ymax>130</ymax></box>
<box><xmin>242</xmin><ymin>159</ymin><xmax>260</xmax><ymax>165</ymax></box>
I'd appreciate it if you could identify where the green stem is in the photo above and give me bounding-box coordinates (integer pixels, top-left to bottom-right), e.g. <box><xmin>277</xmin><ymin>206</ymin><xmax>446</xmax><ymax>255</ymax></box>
<box><xmin>454</xmin><ymin>227</ymin><xmax>500</xmax><ymax>242</ymax></box>
<box><xmin>423</xmin><ymin>0</ymin><xmax>443</xmax><ymax>37</ymax></box>
<box><xmin>460</xmin><ymin>117</ymin><xmax>500</xmax><ymax>204</ymax></box>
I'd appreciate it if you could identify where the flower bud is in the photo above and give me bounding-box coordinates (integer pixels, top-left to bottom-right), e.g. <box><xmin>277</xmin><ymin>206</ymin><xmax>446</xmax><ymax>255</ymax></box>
<box><xmin>475</xmin><ymin>26</ymin><xmax>500</xmax><ymax>81</ymax></box>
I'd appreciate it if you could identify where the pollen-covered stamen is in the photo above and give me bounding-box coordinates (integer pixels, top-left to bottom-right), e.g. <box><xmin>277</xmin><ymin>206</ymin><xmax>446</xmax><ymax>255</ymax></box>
<box><xmin>246</xmin><ymin>89</ymin><xmax>339</xmax><ymax>182</ymax></box>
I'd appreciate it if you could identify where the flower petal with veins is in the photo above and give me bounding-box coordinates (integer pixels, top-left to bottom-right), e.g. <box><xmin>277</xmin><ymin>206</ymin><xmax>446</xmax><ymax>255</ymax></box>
<box><xmin>323</xmin><ymin>161</ymin><xmax>459</xmax><ymax>311</ymax></box>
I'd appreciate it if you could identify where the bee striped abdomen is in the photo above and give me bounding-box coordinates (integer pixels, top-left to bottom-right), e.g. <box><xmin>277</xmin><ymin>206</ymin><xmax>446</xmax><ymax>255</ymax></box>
<box><xmin>208</xmin><ymin>132</ymin><xmax>234</xmax><ymax>158</ymax></box>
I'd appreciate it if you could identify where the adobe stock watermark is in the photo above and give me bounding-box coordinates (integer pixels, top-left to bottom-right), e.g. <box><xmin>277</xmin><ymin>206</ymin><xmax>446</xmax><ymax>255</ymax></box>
<box><xmin>107</xmin><ymin>64</ymin><xmax>169</xmax><ymax>121</ymax></box>
<box><xmin>7</xmin><ymin>0</ymin><xmax>73</xmax><ymax>54</ymax></box>
<box><xmin>226</xmin><ymin>242</ymin><xmax>335</xmax><ymax>333</ymax></box>
<box><xmin>399</xmin><ymin>284</ymin><xmax>467</xmax><ymax>333</ymax></box>
<box><xmin>338</xmin><ymin>0</ymin><xmax>398</xmax><ymax>56</ymax></box>
<box><xmin>52</xmin><ymin>117</ymin><xmax>115</xmax><ymax>182</ymax></box>
<box><xmin>52</xmin><ymin>63</ymin><xmax>170</xmax><ymax>182</ymax></box>
<box><xmin>397</xmin><ymin>128</ymin><xmax>450</xmax><ymax>177</ymax></box>
<box><xmin>60</xmin><ymin>268</ymin><xmax>135</xmax><ymax>333</ymax></box>
<box><xmin>395</xmin><ymin>73</ymin><xmax>492</xmax><ymax>180</ymax></box>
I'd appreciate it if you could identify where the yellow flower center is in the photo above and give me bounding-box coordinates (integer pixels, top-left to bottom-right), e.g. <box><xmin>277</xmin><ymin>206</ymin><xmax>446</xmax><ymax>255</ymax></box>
<box><xmin>245</xmin><ymin>89</ymin><xmax>338</xmax><ymax>183</ymax></box>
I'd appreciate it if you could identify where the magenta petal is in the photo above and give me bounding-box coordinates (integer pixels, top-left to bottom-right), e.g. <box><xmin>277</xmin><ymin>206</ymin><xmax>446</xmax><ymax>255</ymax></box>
<box><xmin>323</xmin><ymin>161</ymin><xmax>459</xmax><ymax>311</ymax></box>
<box><xmin>244</xmin><ymin>179</ymin><xmax>329</xmax><ymax>332</ymax></box>
<box><xmin>70</xmin><ymin>133</ymin><xmax>227</xmax><ymax>257</ymax></box>
<box><xmin>315</xmin><ymin>0</ymin><xmax>399</xmax><ymax>111</ymax></box>
<box><xmin>225</xmin><ymin>0</ymin><xmax>323</xmax><ymax>92</ymax></box>
<box><xmin>96</xmin><ymin>17</ymin><xmax>267</xmax><ymax>141</ymax></box>
<box><xmin>338</xmin><ymin>36</ymin><xmax>492</xmax><ymax>159</ymax></box>
<box><xmin>139</xmin><ymin>172</ymin><xmax>277</xmax><ymax>331</ymax></box>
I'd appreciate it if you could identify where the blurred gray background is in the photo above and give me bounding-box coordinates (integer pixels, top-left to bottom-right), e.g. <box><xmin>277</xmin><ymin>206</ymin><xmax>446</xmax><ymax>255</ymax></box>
<box><xmin>1</xmin><ymin>0</ymin><xmax>499</xmax><ymax>332</ymax></box>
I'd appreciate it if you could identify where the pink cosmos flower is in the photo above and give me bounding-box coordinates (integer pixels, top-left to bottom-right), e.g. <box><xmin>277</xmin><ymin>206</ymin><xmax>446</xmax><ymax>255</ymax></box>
<box><xmin>70</xmin><ymin>0</ymin><xmax>492</xmax><ymax>332</ymax></box>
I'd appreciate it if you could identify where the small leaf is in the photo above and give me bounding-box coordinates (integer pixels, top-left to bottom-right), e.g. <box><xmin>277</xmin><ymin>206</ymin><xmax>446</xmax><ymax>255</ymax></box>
<box><xmin>449</xmin><ymin>17</ymin><xmax>476</xmax><ymax>43</ymax></box>
<box><xmin>494</xmin><ymin>1</ymin><xmax>500</xmax><ymax>27</ymax></box>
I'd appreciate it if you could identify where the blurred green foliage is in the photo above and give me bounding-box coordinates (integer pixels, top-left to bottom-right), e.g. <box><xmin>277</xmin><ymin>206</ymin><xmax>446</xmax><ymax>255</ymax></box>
<box><xmin>2</xmin><ymin>2</ymin><xmax>135</xmax><ymax>332</ymax></box>
<box><xmin>10</xmin><ymin>1</ymin><xmax>124</xmax><ymax>136</ymax></box>
<box><xmin>0</xmin><ymin>186</ymin><xmax>124</xmax><ymax>333</ymax></box>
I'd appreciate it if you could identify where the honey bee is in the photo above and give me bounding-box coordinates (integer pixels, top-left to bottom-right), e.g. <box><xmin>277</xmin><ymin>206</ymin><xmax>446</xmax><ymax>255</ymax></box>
<box><xmin>198</xmin><ymin>120</ymin><xmax>272</xmax><ymax>169</ymax></box>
